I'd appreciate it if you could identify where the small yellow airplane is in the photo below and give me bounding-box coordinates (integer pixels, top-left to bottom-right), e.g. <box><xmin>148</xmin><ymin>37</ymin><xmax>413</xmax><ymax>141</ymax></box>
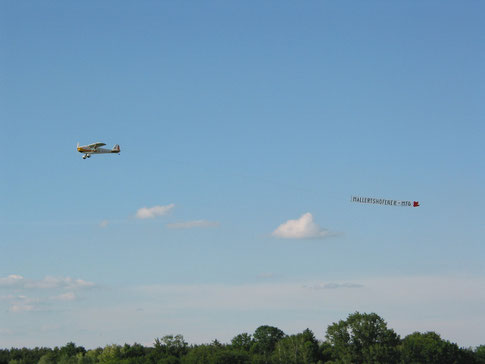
<box><xmin>77</xmin><ymin>142</ymin><xmax>120</xmax><ymax>159</ymax></box>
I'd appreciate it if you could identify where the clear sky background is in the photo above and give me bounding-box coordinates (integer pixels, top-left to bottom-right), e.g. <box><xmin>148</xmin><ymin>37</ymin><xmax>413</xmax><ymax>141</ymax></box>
<box><xmin>1</xmin><ymin>0</ymin><xmax>484</xmax><ymax>349</ymax></box>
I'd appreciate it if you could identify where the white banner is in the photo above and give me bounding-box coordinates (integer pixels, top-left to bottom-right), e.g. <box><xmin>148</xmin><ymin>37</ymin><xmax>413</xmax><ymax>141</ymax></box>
<box><xmin>351</xmin><ymin>196</ymin><xmax>420</xmax><ymax>207</ymax></box>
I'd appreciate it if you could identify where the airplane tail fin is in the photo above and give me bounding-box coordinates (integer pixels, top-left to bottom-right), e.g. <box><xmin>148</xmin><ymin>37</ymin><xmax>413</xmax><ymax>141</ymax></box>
<box><xmin>112</xmin><ymin>144</ymin><xmax>120</xmax><ymax>153</ymax></box>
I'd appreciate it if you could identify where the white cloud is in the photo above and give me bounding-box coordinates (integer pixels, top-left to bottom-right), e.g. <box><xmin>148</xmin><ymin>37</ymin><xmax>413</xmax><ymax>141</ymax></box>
<box><xmin>135</xmin><ymin>204</ymin><xmax>175</xmax><ymax>219</ymax></box>
<box><xmin>9</xmin><ymin>304</ymin><xmax>35</xmax><ymax>313</ymax></box>
<box><xmin>166</xmin><ymin>220</ymin><xmax>220</xmax><ymax>229</ymax></box>
<box><xmin>0</xmin><ymin>274</ymin><xmax>24</xmax><ymax>287</ymax></box>
<box><xmin>272</xmin><ymin>212</ymin><xmax>330</xmax><ymax>239</ymax></box>
<box><xmin>2</xmin><ymin>275</ymin><xmax>483</xmax><ymax>348</ymax></box>
<box><xmin>0</xmin><ymin>275</ymin><xmax>94</xmax><ymax>290</ymax></box>
<box><xmin>25</xmin><ymin>276</ymin><xmax>95</xmax><ymax>290</ymax></box>
<box><xmin>4</xmin><ymin>294</ymin><xmax>39</xmax><ymax>313</ymax></box>
<box><xmin>53</xmin><ymin>292</ymin><xmax>76</xmax><ymax>301</ymax></box>
<box><xmin>0</xmin><ymin>275</ymin><xmax>94</xmax><ymax>314</ymax></box>
<box><xmin>303</xmin><ymin>282</ymin><xmax>364</xmax><ymax>290</ymax></box>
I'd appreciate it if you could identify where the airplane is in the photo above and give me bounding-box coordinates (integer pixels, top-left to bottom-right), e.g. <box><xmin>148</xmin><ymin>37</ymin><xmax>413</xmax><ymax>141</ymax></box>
<box><xmin>77</xmin><ymin>142</ymin><xmax>120</xmax><ymax>159</ymax></box>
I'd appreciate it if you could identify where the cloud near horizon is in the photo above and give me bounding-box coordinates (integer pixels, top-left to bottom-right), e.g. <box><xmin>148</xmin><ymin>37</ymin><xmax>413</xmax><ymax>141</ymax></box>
<box><xmin>272</xmin><ymin>212</ymin><xmax>330</xmax><ymax>239</ymax></box>
<box><xmin>0</xmin><ymin>275</ymin><xmax>94</xmax><ymax>290</ymax></box>
<box><xmin>135</xmin><ymin>204</ymin><xmax>175</xmax><ymax>219</ymax></box>
<box><xmin>2</xmin><ymin>275</ymin><xmax>484</xmax><ymax>347</ymax></box>
<box><xmin>166</xmin><ymin>220</ymin><xmax>220</xmax><ymax>229</ymax></box>
<box><xmin>0</xmin><ymin>275</ymin><xmax>94</xmax><ymax>313</ymax></box>
<box><xmin>52</xmin><ymin>292</ymin><xmax>77</xmax><ymax>301</ymax></box>
<box><xmin>303</xmin><ymin>282</ymin><xmax>364</xmax><ymax>290</ymax></box>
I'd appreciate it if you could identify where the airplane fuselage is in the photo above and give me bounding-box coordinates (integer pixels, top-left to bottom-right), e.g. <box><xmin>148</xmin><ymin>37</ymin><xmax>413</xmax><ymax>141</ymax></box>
<box><xmin>77</xmin><ymin>143</ymin><xmax>120</xmax><ymax>159</ymax></box>
<box><xmin>77</xmin><ymin>147</ymin><xmax>117</xmax><ymax>154</ymax></box>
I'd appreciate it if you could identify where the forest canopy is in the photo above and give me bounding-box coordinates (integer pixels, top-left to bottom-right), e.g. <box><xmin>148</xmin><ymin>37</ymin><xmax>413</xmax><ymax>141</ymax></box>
<box><xmin>1</xmin><ymin>312</ymin><xmax>484</xmax><ymax>364</ymax></box>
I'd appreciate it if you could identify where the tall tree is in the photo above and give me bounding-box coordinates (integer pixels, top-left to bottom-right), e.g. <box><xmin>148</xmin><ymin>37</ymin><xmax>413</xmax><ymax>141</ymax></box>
<box><xmin>231</xmin><ymin>333</ymin><xmax>253</xmax><ymax>351</ymax></box>
<box><xmin>325</xmin><ymin>312</ymin><xmax>400</xmax><ymax>364</ymax></box>
<box><xmin>251</xmin><ymin>325</ymin><xmax>286</xmax><ymax>364</ymax></box>
<box><xmin>476</xmin><ymin>345</ymin><xmax>485</xmax><ymax>364</ymax></box>
<box><xmin>97</xmin><ymin>344</ymin><xmax>122</xmax><ymax>363</ymax></box>
<box><xmin>272</xmin><ymin>329</ymin><xmax>320</xmax><ymax>364</ymax></box>
<box><xmin>400</xmin><ymin>331</ymin><xmax>476</xmax><ymax>364</ymax></box>
<box><xmin>154</xmin><ymin>335</ymin><xmax>188</xmax><ymax>360</ymax></box>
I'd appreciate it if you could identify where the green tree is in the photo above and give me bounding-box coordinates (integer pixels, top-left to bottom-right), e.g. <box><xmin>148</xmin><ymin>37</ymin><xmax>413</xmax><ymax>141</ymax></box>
<box><xmin>60</xmin><ymin>343</ymin><xmax>80</xmax><ymax>358</ymax></box>
<box><xmin>272</xmin><ymin>329</ymin><xmax>320</xmax><ymax>364</ymax></box>
<box><xmin>476</xmin><ymin>345</ymin><xmax>485</xmax><ymax>364</ymax></box>
<box><xmin>154</xmin><ymin>335</ymin><xmax>188</xmax><ymax>358</ymax></box>
<box><xmin>38</xmin><ymin>354</ymin><xmax>55</xmax><ymax>364</ymax></box>
<box><xmin>400</xmin><ymin>331</ymin><xmax>476</xmax><ymax>364</ymax></box>
<box><xmin>181</xmin><ymin>344</ymin><xmax>214</xmax><ymax>364</ymax></box>
<box><xmin>120</xmin><ymin>343</ymin><xmax>146</xmax><ymax>360</ymax></box>
<box><xmin>159</xmin><ymin>356</ymin><xmax>181</xmax><ymax>364</ymax></box>
<box><xmin>325</xmin><ymin>312</ymin><xmax>400</xmax><ymax>364</ymax></box>
<box><xmin>0</xmin><ymin>349</ymin><xmax>9</xmax><ymax>364</ymax></box>
<box><xmin>210</xmin><ymin>349</ymin><xmax>249</xmax><ymax>364</ymax></box>
<box><xmin>85</xmin><ymin>348</ymin><xmax>103</xmax><ymax>363</ymax></box>
<box><xmin>252</xmin><ymin>325</ymin><xmax>285</xmax><ymax>354</ymax></box>
<box><xmin>231</xmin><ymin>333</ymin><xmax>253</xmax><ymax>351</ymax></box>
<box><xmin>319</xmin><ymin>341</ymin><xmax>335</xmax><ymax>363</ymax></box>
<box><xmin>5</xmin><ymin>347</ymin><xmax>52</xmax><ymax>364</ymax></box>
<box><xmin>75</xmin><ymin>352</ymin><xmax>97</xmax><ymax>364</ymax></box>
<box><xmin>98</xmin><ymin>344</ymin><xmax>122</xmax><ymax>363</ymax></box>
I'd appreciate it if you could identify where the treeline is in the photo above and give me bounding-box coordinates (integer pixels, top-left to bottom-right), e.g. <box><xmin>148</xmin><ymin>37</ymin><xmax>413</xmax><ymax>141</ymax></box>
<box><xmin>1</xmin><ymin>312</ymin><xmax>484</xmax><ymax>364</ymax></box>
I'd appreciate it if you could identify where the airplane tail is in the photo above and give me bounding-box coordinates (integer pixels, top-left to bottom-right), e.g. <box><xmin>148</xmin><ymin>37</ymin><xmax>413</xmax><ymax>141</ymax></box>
<box><xmin>112</xmin><ymin>144</ymin><xmax>120</xmax><ymax>153</ymax></box>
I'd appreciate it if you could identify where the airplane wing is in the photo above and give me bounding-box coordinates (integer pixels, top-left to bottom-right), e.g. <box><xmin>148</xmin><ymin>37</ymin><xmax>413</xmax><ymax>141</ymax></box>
<box><xmin>87</xmin><ymin>142</ymin><xmax>106</xmax><ymax>149</ymax></box>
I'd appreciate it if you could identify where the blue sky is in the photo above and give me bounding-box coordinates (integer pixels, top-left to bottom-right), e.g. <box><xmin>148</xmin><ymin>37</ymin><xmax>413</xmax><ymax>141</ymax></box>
<box><xmin>1</xmin><ymin>1</ymin><xmax>484</xmax><ymax>348</ymax></box>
